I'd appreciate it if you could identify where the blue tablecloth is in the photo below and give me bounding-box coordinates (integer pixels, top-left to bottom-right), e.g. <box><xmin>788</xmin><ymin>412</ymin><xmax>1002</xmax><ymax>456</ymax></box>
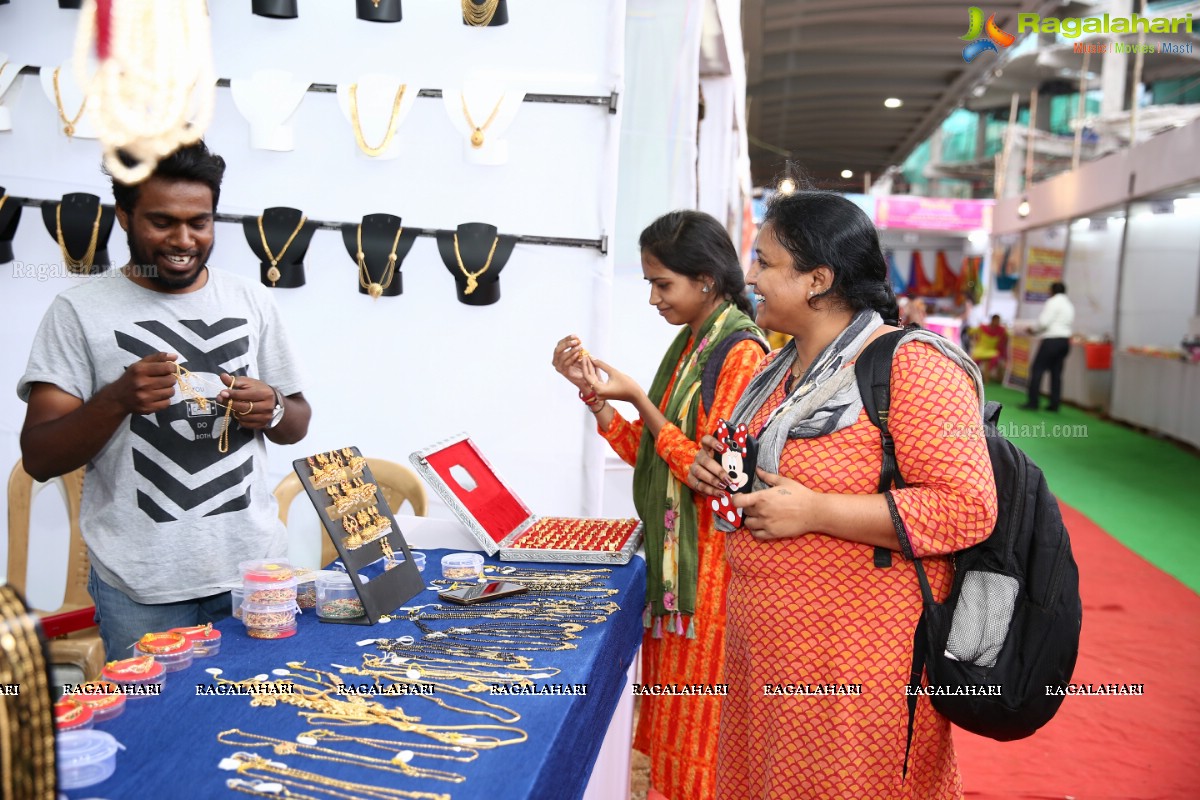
<box><xmin>63</xmin><ymin>550</ymin><xmax>646</xmax><ymax>800</ymax></box>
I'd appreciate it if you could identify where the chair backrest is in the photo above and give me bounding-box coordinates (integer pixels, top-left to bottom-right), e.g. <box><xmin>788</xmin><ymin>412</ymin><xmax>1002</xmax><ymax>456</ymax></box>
<box><xmin>6</xmin><ymin>460</ymin><xmax>91</xmax><ymax>613</ymax></box>
<box><xmin>274</xmin><ymin>457</ymin><xmax>428</xmax><ymax>568</ymax></box>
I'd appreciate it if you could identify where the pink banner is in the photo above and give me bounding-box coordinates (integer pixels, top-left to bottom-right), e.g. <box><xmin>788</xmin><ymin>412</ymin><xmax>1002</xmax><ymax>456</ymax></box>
<box><xmin>875</xmin><ymin>196</ymin><xmax>993</xmax><ymax>232</ymax></box>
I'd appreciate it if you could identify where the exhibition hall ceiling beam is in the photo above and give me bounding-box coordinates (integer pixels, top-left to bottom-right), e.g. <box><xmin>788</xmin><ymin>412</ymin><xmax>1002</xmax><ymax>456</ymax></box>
<box><xmin>744</xmin><ymin>0</ymin><xmax>1057</xmax><ymax>188</ymax></box>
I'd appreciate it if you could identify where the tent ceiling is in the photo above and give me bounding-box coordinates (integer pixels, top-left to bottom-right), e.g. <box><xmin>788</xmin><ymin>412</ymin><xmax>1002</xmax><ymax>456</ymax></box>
<box><xmin>743</xmin><ymin>0</ymin><xmax>1055</xmax><ymax>189</ymax></box>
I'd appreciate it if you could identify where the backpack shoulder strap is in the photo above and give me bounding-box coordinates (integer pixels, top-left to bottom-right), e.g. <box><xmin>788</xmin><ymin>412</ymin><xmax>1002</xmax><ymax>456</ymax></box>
<box><xmin>700</xmin><ymin>330</ymin><xmax>768</xmax><ymax>414</ymax></box>
<box><xmin>855</xmin><ymin>329</ymin><xmax>908</xmax><ymax>492</ymax></box>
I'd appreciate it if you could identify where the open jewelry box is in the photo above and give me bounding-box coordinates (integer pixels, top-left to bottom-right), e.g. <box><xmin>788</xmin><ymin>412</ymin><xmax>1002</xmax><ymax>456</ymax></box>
<box><xmin>409</xmin><ymin>433</ymin><xmax>643</xmax><ymax>565</ymax></box>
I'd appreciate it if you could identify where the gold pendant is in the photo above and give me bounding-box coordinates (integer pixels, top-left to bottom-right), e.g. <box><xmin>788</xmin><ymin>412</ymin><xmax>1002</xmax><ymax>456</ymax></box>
<box><xmin>368</xmin><ymin>282</ymin><xmax>383</xmax><ymax>299</ymax></box>
<box><xmin>470</xmin><ymin>129</ymin><xmax>485</xmax><ymax>148</ymax></box>
<box><xmin>465</xmin><ymin>276</ymin><xmax>478</xmax><ymax>295</ymax></box>
<box><xmin>64</xmin><ymin>124</ymin><xmax>75</xmax><ymax>137</ymax></box>
<box><xmin>267</xmin><ymin>265</ymin><xmax>281</xmax><ymax>284</ymax></box>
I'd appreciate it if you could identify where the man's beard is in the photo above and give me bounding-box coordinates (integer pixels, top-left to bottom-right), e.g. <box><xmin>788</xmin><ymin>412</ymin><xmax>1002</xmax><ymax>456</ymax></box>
<box><xmin>127</xmin><ymin>232</ymin><xmax>212</xmax><ymax>290</ymax></box>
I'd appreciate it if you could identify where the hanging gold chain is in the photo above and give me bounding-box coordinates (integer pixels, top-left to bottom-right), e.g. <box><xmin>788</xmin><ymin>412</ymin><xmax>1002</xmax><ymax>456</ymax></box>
<box><xmin>348</xmin><ymin>83</ymin><xmax>407</xmax><ymax>157</ymax></box>
<box><xmin>258</xmin><ymin>213</ymin><xmax>307</xmax><ymax>286</ymax></box>
<box><xmin>55</xmin><ymin>201</ymin><xmax>102</xmax><ymax>273</ymax></box>
<box><xmin>357</xmin><ymin>222</ymin><xmax>404</xmax><ymax>299</ymax></box>
<box><xmin>461</xmin><ymin>0</ymin><xmax>501</xmax><ymax>26</ymax></box>
<box><xmin>460</xmin><ymin>93</ymin><xmax>505</xmax><ymax>149</ymax></box>
<box><xmin>453</xmin><ymin>233</ymin><xmax>499</xmax><ymax>295</ymax></box>
<box><xmin>52</xmin><ymin>66</ymin><xmax>88</xmax><ymax>137</ymax></box>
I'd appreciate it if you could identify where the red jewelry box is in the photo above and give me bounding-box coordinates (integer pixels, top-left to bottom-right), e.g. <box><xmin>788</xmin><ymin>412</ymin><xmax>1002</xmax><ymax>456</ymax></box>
<box><xmin>409</xmin><ymin>433</ymin><xmax>643</xmax><ymax>565</ymax></box>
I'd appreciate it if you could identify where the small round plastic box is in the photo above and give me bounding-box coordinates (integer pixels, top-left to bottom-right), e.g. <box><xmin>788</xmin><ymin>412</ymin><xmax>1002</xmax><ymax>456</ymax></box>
<box><xmin>441</xmin><ymin>552</ymin><xmax>484</xmax><ymax>581</ymax></box>
<box><xmin>57</xmin><ymin>730</ymin><xmax>125</xmax><ymax>790</ymax></box>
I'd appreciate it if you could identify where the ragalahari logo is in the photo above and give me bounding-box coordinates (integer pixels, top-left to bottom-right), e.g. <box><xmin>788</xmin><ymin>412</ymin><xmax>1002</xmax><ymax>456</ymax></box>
<box><xmin>961</xmin><ymin>7</ymin><xmax>1016</xmax><ymax>62</ymax></box>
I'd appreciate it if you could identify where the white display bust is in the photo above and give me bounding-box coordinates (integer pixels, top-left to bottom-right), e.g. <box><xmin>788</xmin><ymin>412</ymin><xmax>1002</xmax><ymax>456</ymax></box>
<box><xmin>230</xmin><ymin>69</ymin><xmax>312</xmax><ymax>152</ymax></box>
<box><xmin>335</xmin><ymin>74</ymin><xmax>417</xmax><ymax>161</ymax></box>
<box><xmin>0</xmin><ymin>53</ymin><xmax>28</xmax><ymax>131</ymax></box>
<box><xmin>442</xmin><ymin>79</ymin><xmax>526</xmax><ymax>166</ymax></box>
<box><xmin>39</xmin><ymin>58</ymin><xmax>97</xmax><ymax>139</ymax></box>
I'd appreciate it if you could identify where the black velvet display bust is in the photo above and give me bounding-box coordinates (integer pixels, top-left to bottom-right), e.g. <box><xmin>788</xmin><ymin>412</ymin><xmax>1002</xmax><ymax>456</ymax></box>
<box><xmin>435</xmin><ymin>223</ymin><xmax>516</xmax><ymax>306</ymax></box>
<box><xmin>242</xmin><ymin>207</ymin><xmax>317</xmax><ymax>289</ymax></box>
<box><xmin>41</xmin><ymin>193</ymin><xmax>115</xmax><ymax>275</ymax></box>
<box><xmin>356</xmin><ymin>0</ymin><xmax>401</xmax><ymax>23</ymax></box>
<box><xmin>341</xmin><ymin>214</ymin><xmax>418</xmax><ymax>298</ymax></box>
<box><xmin>0</xmin><ymin>186</ymin><xmax>21</xmax><ymax>264</ymax></box>
<box><xmin>462</xmin><ymin>0</ymin><xmax>508</xmax><ymax>26</ymax></box>
<box><xmin>252</xmin><ymin>0</ymin><xmax>298</xmax><ymax>19</ymax></box>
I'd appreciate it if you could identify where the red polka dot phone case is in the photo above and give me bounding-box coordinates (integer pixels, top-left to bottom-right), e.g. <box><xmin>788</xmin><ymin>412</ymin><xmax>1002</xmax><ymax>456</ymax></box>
<box><xmin>709</xmin><ymin>419</ymin><xmax>758</xmax><ymax>528</ymax></box>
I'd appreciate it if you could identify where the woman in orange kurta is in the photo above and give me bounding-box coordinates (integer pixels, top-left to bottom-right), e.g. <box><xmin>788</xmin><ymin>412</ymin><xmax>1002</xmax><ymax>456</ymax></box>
<box><xmin>690</xmin><ymin>192</ymin><xmax>998</xmax><ymax>799</ymax></box>
<box><xmin>553</xmin><ymin>210</ymin><xmax>765</xmax><ymax>800</ymax></box>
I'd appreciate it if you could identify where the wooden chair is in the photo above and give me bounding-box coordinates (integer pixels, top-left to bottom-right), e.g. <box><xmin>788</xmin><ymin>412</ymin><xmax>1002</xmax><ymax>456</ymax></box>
<box><xmin>275</xmin><ymin>458</ymin><xmax>428</xmax><ymax>567</ymax></box>
<box><xmin>6</xmin><ymin>459</ymin><xmax>105</xmax><ymax>681</ymax></box>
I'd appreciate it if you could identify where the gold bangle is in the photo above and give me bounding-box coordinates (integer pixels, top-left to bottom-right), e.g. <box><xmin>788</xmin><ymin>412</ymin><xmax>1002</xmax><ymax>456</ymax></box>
<box><xmin>136</xmin><ymin>631</ymin><xmax>189</xmax><ymax>654</ymax></box>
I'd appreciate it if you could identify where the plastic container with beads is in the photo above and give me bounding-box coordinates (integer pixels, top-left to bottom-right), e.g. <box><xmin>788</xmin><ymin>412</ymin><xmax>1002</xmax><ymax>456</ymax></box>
<box><xmin>134</xmin><ymin>632</ymin><xmax>194</xmax><ymax>672</ymax></box>
<box><xmin>238</xmin><ymin>558</ymin><xmax>295</xmax><ymax>583</ymax></box>
<box><xmin>243</xmin><ymin>574</ymin><xmax>299</xmax><ymax>605</ymax></box>
<box><xmin>296</xmin><ymin>569</ymin><xmax>341</xmax><ymax>610</ymax></box>
<box><xmin>316</xmin><ymin>572</ymin><xmax>367</xmax><ymax>620</ymax></box>
<box><xmin>101</xmin><ymin>656</ymin><xmax>166</xmax><ymax>695</ymax></box>
<box><xmin>169</xmin><ymin>624</ymin><xmax>223</xmax><ymax>658</ymax></box>
<box><xmin>231</xmin><ymin>586</ymin><xmax>245</xmax><ymax>619</ymax></box>
<box><xmin>55</xmin><ymin>697</ymin><xmax>95</xmax><ymax>732</ymax></box>
<box><xmin>441</xmin><ymin>552</ymin><xmax>484</xmax><ymax>581</ymax></box>
<box><xmin>242</xmin><ymin>600</ymin><xmax>300</xmax><ymax>639</ymax></box>
<box><xmin>71</xmin><ymin>681</ymin><xmax>127</xmax><ymax>723</ymax></box>
<box><xmin>58</xmin><ymin>730</ymin><xmax>125</xmax><ymax>790</ymax></box>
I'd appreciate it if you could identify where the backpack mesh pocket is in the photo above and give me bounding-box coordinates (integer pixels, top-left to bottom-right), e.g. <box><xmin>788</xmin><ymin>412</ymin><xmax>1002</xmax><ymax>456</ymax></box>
<box><xmin>943</xmin><ymin>571</ymin><xmax>1018</xmax><ymax>668</ymax></box>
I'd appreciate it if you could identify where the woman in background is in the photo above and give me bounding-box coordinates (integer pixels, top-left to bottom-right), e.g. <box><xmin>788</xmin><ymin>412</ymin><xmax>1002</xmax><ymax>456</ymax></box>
<box><xmin>552</xmin><ymin>210</ymin><xmax>765</xmax><ymax>800</ymax></box>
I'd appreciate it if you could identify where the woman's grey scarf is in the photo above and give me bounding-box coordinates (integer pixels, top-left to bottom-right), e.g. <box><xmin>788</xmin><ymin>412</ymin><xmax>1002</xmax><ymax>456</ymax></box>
<box><xmin>718</xmin><ymin>310</ymin><xmax>984</xmax><ymax>531</ymax></box>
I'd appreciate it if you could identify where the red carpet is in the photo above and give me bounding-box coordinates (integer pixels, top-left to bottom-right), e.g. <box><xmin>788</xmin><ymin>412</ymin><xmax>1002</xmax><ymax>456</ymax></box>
<box><xmin>956</xmin><ymin>504</ymin><xmax>1200</xmax><ymax>799</ymax></box>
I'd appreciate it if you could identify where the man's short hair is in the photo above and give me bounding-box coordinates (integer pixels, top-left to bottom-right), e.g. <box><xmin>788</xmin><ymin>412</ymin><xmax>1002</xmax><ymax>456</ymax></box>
<box><xmin>1050</xmin><ymin>281</ymin><xmax>1067</xmax><ymax>295</ymax></box>
<box><xmin>107</xmin><ymin>141</ymin><xmax>227</xmax><ymax>214</ymax></box>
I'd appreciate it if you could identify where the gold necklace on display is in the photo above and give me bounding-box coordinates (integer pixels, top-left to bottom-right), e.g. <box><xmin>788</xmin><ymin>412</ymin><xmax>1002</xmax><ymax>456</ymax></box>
<box><xmin>461</xmin><ymin>0</ymin><xmax>501</xmax><ymax>26</ymax></box>
<box><xmin>0</xmin><ymin>194</ymin><xmax>8</xmax><ymax>217</ymax></box>
<box><xmin>460</xmin><ymin>93</ymin><xmax>505</xmax><ymax>149</ymax></box>
<box><xmin>52</xmin><ymin>66</ymin><xmax>87</xmax><ymax>137</ymax></box>
<box><xmin>453</xmin><ymin>232</ymin><xmax>499</xmax><ymax>295</ymax></box>
<box><xmin>258</xmin><ymin>214</ymin><xmax>307</xmax><ymax>286</ymax></box>
<box><xmin>348</xmin><ymin>83</ymin><xmax>407</xmax><ymax>157</ymax></box>
<box><xmin>357</xmin><ymin>223</ymin><xmax>404</xmax><ymax>299</ymax></box>
<box><xmin>55</xmin><ymin>202</ymin><xmax>102</xmax><ymax>274</ymax></box>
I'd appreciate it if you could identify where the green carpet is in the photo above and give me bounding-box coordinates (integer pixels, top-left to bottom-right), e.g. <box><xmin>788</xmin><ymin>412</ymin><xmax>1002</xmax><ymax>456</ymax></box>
<box><xmin>982</xmin><ymin>384</ymin><xmax>1200</xmax><ymax>592</ymax></box>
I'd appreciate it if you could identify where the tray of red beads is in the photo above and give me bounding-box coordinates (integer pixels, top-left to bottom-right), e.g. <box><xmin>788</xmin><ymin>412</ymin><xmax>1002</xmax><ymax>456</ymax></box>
<box><xmin>409</xmin><ymin>433</ymin><xmax>643</xmax><ymax>564</ymax></box>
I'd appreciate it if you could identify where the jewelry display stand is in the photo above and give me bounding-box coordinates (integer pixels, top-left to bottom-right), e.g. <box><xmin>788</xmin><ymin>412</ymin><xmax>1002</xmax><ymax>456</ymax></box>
<box><xmin>292</xmin><ymin>447</ymin><xmax>425</xmax><ymax>625</ymax></box>
<box><xmin>40</xmin><ymin>193</ymin><xmax>115</xmax><ymax>274</ymax></box>
<box><xmin>39</xmin><ymin>59</ymin><xmax>97</xmax><ymax>139</ymax></box>
<box><xmin>242</xmin><ymin>206</ymin><xmax>316</xmax><ymax>289</ymax></box>
<box><xmin>252</xmin><ymin>0</ymin><xmax>297</xmax><ymax>19</ymax></box>
<box><xmin>0</xmin><ymin>53</ymin><xmax>28</xmax><ymax>132</ymax></box>
<box><xmin>410</xmin><ymin>433</ymin><xmax>644</xmax><ymax>565</ymax></box>
<box><xmin>0</xmin><ymin>184</ymin><xmax>21</xmax><ymax>264</ymax></box>
<box><xmin>435</xmin><ymin>222</ymin><xmax>516</xmax><ymax>306</ymax></box>
<box><xmin>335</xmin><ymin>74</ymin><xmax>417</xmax><ymax>161</ymax></box>
<box><xmin>230</xmin><ymin>70</ymin><xmax>311</xmax><ymax>151</ymax></box>
<box><xmin>442</xmin><ymin>81</ymin><xmax>526</xmax><ymax>166</ymax></box>
<box><xmin>340</xmin><ymin>214</ymin><xmax>418</xmax><ymax>298</ymax></box>
<box><xmin>356</xmin><ymin>0</ymin><xmax>401</xmax><ymax>23</ymax></box>
<box><xmin>461</xmin><ymin>0</ymin><xmax>508</xmax><ymax>26</ymax></box>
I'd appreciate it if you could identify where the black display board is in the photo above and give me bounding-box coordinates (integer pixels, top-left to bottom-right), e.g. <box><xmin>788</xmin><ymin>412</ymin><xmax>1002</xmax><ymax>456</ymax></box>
<box><xmin>291</xmin><ymin>446</ymin><xmax>424</xmax><ymax>625</ymax></box>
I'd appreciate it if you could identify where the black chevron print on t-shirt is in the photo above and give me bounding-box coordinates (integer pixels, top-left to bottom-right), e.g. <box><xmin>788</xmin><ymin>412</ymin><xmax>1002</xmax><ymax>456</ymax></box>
<box><xmin>118</xmin><ymin>319</ymin><xmax>257</xmax><ymax>522</ymax></box>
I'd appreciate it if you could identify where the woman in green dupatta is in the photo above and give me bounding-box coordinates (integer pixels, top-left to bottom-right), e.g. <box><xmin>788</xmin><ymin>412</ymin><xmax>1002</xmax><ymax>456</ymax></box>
<box><xmin>552</xmin><ymin>210</ymin><xmax>766</xmax><ymax>800</ymax></box>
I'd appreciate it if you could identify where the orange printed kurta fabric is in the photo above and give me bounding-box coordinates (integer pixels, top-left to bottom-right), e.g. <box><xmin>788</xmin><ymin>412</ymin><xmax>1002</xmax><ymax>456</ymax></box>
<box><xmin>718</xmin><ymin>341</ymin><xmax>998</xmax><ymax>800</ymax></box>
<box><xmin>600</xmin><ymin>338</ymin><xmax>764</xmax><ymax>800</ymax></box>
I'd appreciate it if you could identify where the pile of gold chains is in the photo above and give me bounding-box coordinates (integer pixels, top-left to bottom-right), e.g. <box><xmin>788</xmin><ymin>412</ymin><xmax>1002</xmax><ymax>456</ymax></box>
<box><xmin>171</xmin><ymin>365</ymin><xmax>245</xmax><ymax>453</ymax></box>
<box><xmin>453</xmin><ymin>232</ymin><xmax>499</xmax><ymax>295</ymax></box>
<box><xmin>348</xmin><ymin>82</ymin><xmax>407</xmax><ymax>158</ymax></box>
<box><xmin>222</xmin><ymin>752</ymin><xmax>449</xmax><ymax>800</ymax></box>
<box><xmin>356</xmin><ymin>222</ymin><xmax>404</xmax><ymax>299</ymax></box>
<box><xmin>259</xmin><ymin>213</ymin><xmax>308</xmax><ymax>286</ymax></box>
<box><xmin>55</xmin><ymin>201</ymin><xmax>103</xmax><ymax>274</ymax></box>
<box><xmin>461</xmin><ymin>0</ymin><xmax>501</xmax><ymax>27</ymax></box>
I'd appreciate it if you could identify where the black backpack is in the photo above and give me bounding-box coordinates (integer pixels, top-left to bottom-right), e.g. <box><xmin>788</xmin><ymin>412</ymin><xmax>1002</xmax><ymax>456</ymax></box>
<box><xmin>855</xmin><ymin>331</ymin><xmax>1082</xmax><ymax>762</ymax></box>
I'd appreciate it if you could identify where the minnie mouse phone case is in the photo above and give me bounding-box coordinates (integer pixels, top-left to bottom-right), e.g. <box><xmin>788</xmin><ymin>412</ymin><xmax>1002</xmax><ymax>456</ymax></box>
<box><xmin>709</xmin><ymin>419</ymin><xmax>758</xmax><ymax>528</ymax></box>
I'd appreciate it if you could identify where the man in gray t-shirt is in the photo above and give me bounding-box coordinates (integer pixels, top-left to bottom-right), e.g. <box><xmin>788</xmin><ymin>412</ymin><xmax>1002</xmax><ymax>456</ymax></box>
<box><xmin>17</xmin><ymin>142</ymin><xmax>311</xmax><ymax>659</ymax></box>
